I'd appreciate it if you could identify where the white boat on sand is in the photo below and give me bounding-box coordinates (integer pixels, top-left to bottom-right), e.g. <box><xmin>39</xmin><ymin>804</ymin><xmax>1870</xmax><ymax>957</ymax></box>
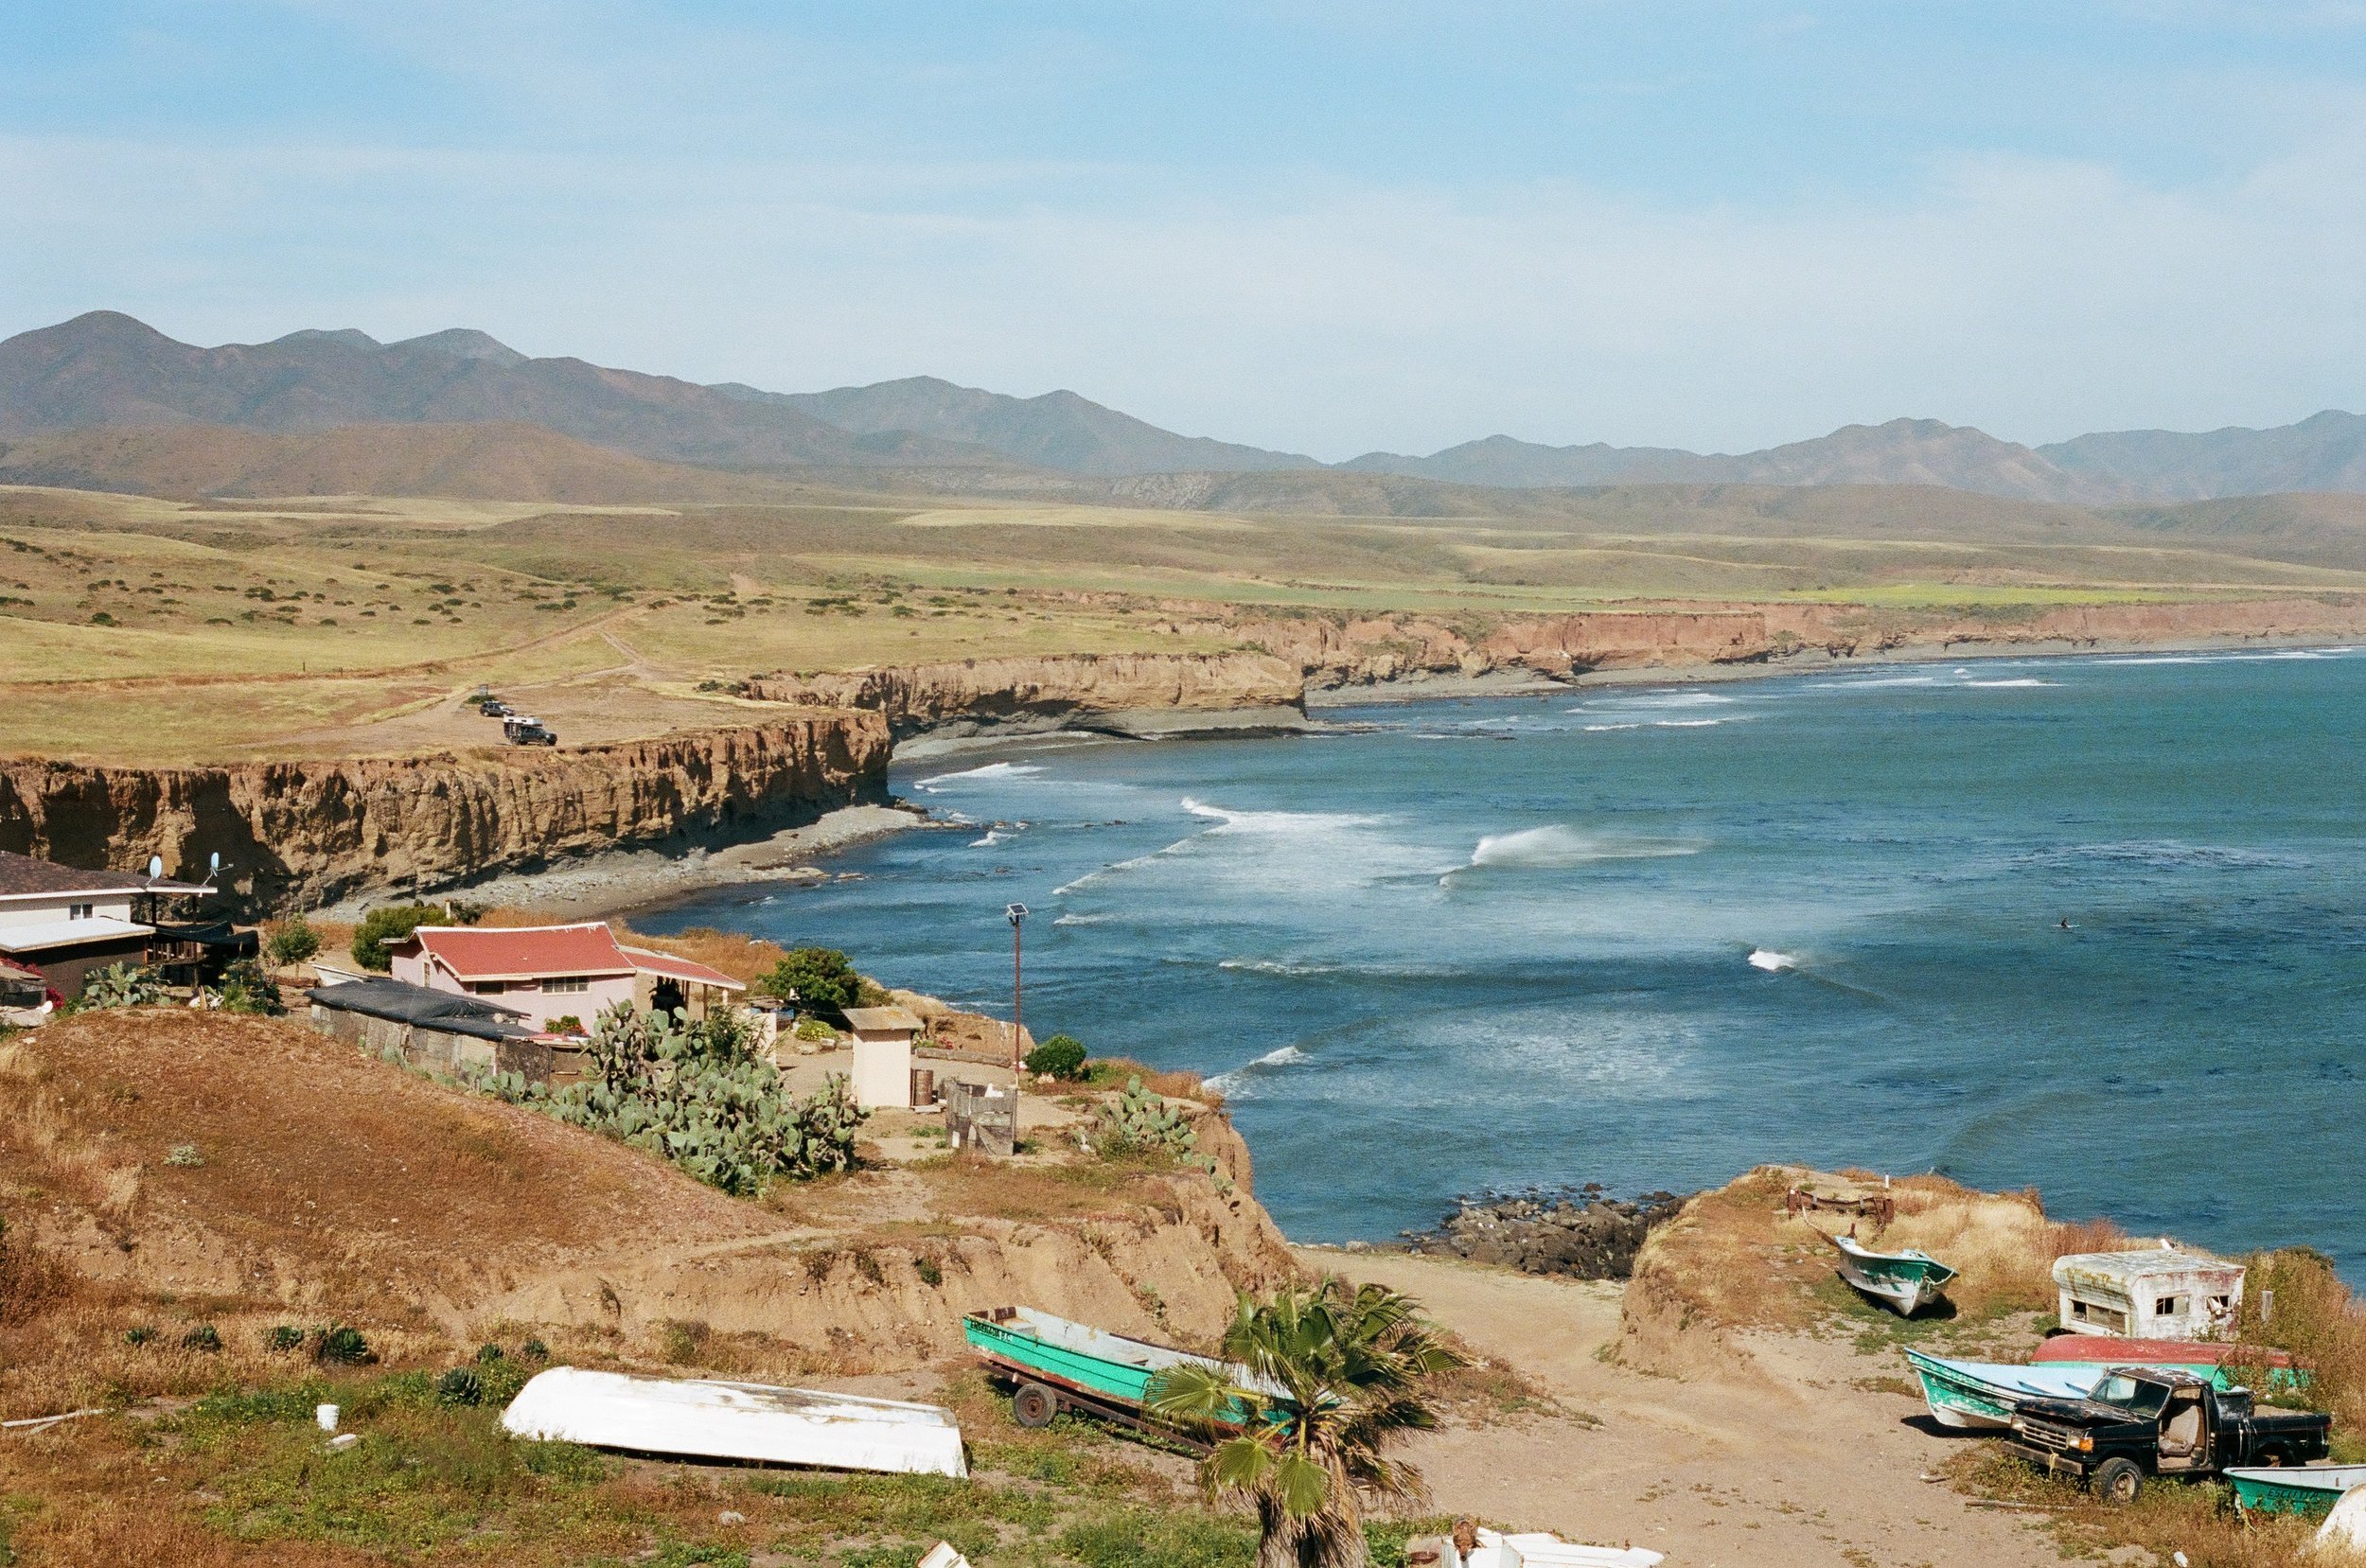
<box><xmin>500</xmin><ymin>1366</ymin><xmax>967</xmax><ymax>1477</ymax></box>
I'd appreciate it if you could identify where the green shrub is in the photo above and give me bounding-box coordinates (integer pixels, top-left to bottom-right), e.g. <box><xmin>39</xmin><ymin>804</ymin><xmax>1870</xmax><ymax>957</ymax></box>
<box><xmin>1024</xmin><ymin>1033</ymin><xmax>1088</xmax><ymax>1081</ymax></box>
<box><xmin>263</xmin><ymin>916</ymin><xmax>321</xmax><ymax>966</ymax></box>
<box><xmin>218</xmin><ymin>957</ymin><xmax>285</xmax><ymax>1016</ymax></box>
<box><xmin>793</xmin><ymin>1015</ymin><xmax>837</xmax><ymax>1044</ymax></box>
<box><xmin>165</xmin><ymin>1143</ymin><xmax>203</xmax><ymax>1168</ymax></box>
<box><xmin>435</xmin><ymin>1367</ymin><xmax>484</xmax><ymax>1406</ymax></box>
<box><xmin>317</xmin><ymin>1325</ymin><xmax>374</xmax><ymax>1365</ymax></box>
<box><xmin>182</xmin><ymin>1324</ymin><xmax>222</xmax><ymax>1352</ymax></box>
<box><xmin>475</xmin><ymin>1343</ymin><xmax>505</xmax><ymax>1365</ymax></box>
<box><xmin>266</xmin><ymin>1325</ymin><xmax>305</xmax><ymax>1353</ymax></box>
<box><xmin>521</xmin><ymin>1337</ymin><xmax>550</xmax><ymax>1363</ymax></box>
<box><xmin>761</xmin><ymin>947</ymin><xmax>860</xmax><ymax>1012</ymax></box>
<box><xmin>350</xmin><ymin>903</ymin><xmax>445</xmax><ymax>971</ymax></box>
<box><xmin>123</xmin><ymin>1325</ymin><xmax>157</xmax><ymax>1347</ymax></box>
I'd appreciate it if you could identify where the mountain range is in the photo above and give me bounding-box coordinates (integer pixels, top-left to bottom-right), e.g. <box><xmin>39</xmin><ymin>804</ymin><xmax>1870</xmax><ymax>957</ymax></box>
<box><xmin>3</xmin><ymin>310</ymin><xmax>2363</xmax><ymax>504</ymax></box>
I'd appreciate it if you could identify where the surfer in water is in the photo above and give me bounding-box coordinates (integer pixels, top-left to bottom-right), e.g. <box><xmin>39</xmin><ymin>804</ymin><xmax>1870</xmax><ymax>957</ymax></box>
<box><xmin>2058</xmin><ymin>917</ymin><xmax>2074</xmax><ymax>930</ymax></box>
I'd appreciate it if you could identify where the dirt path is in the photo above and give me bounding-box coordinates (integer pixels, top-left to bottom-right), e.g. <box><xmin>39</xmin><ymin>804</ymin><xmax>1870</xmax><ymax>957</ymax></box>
<box><xmin>1297</xmin><ymin>1247</ymin><xmax>2063</xmax><ymax>1568</ymax></box>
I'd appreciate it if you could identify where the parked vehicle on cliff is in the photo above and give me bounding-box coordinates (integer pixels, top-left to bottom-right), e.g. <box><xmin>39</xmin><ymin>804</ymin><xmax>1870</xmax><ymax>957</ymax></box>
<box><xmin>502</xmin><ymin>714</ymin><xmax>557</xmax><ymax>746</ymax></box>
<box><xmin>1827</xmin><ymin>1231</ymin><xmax>1956</xmax><ymax>1316</ymax></box>
<box><xmin>2006</xmin><ymin>1365</ymin><xmax>2329</xmax><ymax>1503</ymax></box>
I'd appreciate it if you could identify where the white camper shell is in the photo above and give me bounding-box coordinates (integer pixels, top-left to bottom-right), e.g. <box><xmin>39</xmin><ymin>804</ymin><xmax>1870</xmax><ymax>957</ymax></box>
<box><xmin>2052</xmin><ymin>1244</ymin><xmax>2244</xmax><ymax>1340</ymax></box>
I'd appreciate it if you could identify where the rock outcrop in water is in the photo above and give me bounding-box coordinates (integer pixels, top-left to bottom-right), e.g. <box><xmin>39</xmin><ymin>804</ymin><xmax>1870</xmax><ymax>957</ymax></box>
<box><xmin>0</xmin><ymin>714</ymin><xmax>890</xmax><ymax>914</ymax></box>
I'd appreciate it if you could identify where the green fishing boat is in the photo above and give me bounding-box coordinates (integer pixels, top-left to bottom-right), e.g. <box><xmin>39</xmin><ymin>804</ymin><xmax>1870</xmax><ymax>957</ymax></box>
<box><xmin>962</xmin><ymin>1306</ymin><xmax>1273</xmax><ymax>1442</ymax></box>
<box><xmin>2225</xmin><ymin>1464</ymin><xmax>2366</xmax><ymax>1519</ymax></box>
<box><xmin>1830</xmin><ymin>1232</ymin><xmax>1958</xmax><ymax>1316</ymax></box>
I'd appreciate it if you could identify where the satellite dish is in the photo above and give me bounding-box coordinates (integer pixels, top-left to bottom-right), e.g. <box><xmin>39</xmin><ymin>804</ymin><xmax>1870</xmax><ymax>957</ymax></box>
<box><xmin>148</xmin><ymin>854</ymin><xmax>164</xmax><ymax>879</ymax></box>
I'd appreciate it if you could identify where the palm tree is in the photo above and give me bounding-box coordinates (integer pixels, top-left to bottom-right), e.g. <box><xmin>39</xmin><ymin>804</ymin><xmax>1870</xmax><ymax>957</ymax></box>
<box><xmin>1145</xmin><ymin>1277</ymin><xmax>1465</xmax><ymax>1568</ymax></box>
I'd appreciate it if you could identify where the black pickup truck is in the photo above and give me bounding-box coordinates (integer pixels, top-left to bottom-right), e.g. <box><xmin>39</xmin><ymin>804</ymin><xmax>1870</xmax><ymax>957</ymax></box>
<box><xmin>2008</xmin><ymin>1365</ymin><xmax>2330</xmax><ymax>1503</ymax></box>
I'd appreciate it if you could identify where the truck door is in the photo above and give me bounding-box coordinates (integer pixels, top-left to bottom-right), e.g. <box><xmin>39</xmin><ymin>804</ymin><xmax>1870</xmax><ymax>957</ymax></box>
<box><xmin>2156</xmin><ymin>1387</ymin><xmax>2207</xmax><ymax>1471</ymax></box>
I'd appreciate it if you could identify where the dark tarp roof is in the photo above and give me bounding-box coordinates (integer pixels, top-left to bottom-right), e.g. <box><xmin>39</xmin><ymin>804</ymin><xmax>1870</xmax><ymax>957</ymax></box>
<box><xmin>151</xmin><ymin>921</ymin><xmax>260</xmax><ymax>954</ymax></box>
<box><xmin>306</xmin><ymin>977</ymin><xmax>536</xmax><ymax>1041</ymax></box>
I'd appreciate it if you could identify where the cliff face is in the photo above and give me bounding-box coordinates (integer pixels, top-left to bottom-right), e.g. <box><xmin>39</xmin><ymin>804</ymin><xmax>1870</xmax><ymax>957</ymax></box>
<box><xmin>0</xmin><ymin>713</ymin><xmax>890</xmax><ymax>913</ymax></box>
<box><xmin>749</xmin><ymin>651</ymin><xmax>1306</xmax><ymax>738</ymax></box>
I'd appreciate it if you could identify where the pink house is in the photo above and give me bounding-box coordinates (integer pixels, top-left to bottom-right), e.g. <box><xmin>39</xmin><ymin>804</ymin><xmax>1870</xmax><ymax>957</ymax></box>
<box><xmin>389</xmin><ymin>922</ymin><xmax>743</xmax><ymax>1033</ymax></box>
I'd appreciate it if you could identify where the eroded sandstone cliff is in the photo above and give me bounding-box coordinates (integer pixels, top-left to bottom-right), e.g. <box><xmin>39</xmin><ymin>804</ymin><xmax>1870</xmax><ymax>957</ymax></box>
<box><xmin>0</xmin><ymin>713</ymin><xmax>889</xmax><ymax>913</ymax></box>
<box><xmin>748</xmin><ymin>650</ymin><xmax>1307</xmax><ymax>738</ymax></box>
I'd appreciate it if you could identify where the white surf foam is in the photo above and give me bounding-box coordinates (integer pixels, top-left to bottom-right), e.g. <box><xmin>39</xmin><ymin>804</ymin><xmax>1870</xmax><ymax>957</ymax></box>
<box><xmin>1747</xmin><ymin>948</ymin><xmax>1798</xmax><ymax>972</ymax></box>
<box><xmin>1581</xmin><ymin>722</ymin><xmax>1643</xmax><ymax>732</ymax></box>
<box><xmin>914</xmin><ymin>761</ymin><xmax>1045</xmax><ymax>791</ymax></box>
<box><xmin>1962</xmin><ymin>678</ymin><xmax>2056</xmax><ymax>688</ymax></box>
<box><xmin>1206</xmin><ymin>1043</ymin><xmax>1309</xmax><ymax>1096</ymax></box>
<box><xmin>1457</xmin><ymin>824</ymin><xmax>1702</xmax><ymax>874</ymax></box>
<box><xmin>968</xmin><ymin>829</ymin><xmax>1012</xmax><ymax>848</ymax></box>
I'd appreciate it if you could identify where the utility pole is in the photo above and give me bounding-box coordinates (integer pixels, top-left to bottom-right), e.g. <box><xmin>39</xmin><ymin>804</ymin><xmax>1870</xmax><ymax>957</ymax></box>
<box><xmin>1005</xmin><ymin>903</ymin><xmax>1028</xmax><ymax>1071</ymax></box>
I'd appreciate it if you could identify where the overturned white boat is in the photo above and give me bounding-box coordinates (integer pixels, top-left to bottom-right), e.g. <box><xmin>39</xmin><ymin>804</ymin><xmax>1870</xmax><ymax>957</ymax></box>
<box><xmin>1441</xmin><ymin>1526</ymin><xmax>1664</xmax><ymax>1567</ymax></box>
<box><xmin>500</xmin><ymin>1366</ymin><xmax>967</xmax><ymax>1477</ymax></box>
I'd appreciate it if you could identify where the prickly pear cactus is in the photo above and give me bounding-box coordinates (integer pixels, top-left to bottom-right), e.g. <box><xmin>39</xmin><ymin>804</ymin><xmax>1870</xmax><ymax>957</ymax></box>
<box><xmin>538</xmin><ymin>1005</ymin><xmax>867</xmax><ymax>1195</ymax></box>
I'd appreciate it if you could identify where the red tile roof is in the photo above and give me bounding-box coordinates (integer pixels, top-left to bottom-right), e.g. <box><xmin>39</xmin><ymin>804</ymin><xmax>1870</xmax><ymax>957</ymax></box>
<box><xmin>619</xmin><ymin>945</ymin><xmax>746</xmax><ymax>992</ymax></box>
<box><xmin>411</xmin><ymin>924</ymin><xmax>634</xmax><ymax>982</ymax></box>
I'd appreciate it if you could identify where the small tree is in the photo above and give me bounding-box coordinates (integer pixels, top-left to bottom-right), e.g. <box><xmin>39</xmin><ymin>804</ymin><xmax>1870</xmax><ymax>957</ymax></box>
<box><xmin>350</xmin><ymin>903</ymin><xmax>445</xmax><ymax>971</ymax></box>
<box><xmin>761</xmin><ymin>946</ymin><xmax>860</xmax><ymax>1012</ymax></box>
<box><xmin>218</xmin><ymin>958</ymin><xmax>285</xmax><ymax>1016</ymax></box>
<box><xmin>263</xmin><ymin>916</ymin><xmax>321</xmax><ymax>967</ymax></box>
<box><xmin>1146</xmin><ymin>1279</ymin><xmax>1463</xmax><ymax>1568</ymax></box>
<box><xmin>1025</xmin><ymin>1033</ymin><xmax>1088</xmax><ymax>1081</ymax></box>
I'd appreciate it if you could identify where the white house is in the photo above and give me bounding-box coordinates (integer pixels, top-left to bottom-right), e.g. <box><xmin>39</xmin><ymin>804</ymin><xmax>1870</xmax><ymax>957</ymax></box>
<box><xmin>387</xmin><ymin>922</ymin><xmax>744</xmax><ymax>1033</ymax></box>
<box><xmin>0</xmin><ymin>850</ymin><xmax>211</xmax><ymax>997</ymax></box>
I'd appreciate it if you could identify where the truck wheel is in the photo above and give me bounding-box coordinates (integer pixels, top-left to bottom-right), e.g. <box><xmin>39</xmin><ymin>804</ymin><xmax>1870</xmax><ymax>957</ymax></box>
<box><xmin>1012</xmin><ymin>1382</ymin><xmax>1058</xmax><ymax>1429</ymax></box>
<box><xmin>2091</xmin><ymin>1456</ymin><xmax>2144</xmax><ymax>1506</ymax></box>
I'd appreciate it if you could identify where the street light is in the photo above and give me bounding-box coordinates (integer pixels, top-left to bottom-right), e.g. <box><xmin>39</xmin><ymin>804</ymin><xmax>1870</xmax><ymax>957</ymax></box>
<box><xmin>1005</xmin><ymin>903</ymin><xmax>1029</xmax><ymax>1072</ymax></box>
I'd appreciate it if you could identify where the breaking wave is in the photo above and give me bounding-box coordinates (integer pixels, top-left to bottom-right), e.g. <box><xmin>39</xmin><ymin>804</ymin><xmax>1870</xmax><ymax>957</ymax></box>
<box><xmin>914</xmin><ymin>761</ymin><xmax>1045</xmax><ymax>792</ymax></box>
<box><xmin>1206</xmin><ymin>1043</ymin><xmax>1309</xmax><ymax>1096</ymax></box>
<box><xmin>1747</xmin><ymin>948</ymin><xmax>1799</xmax><ymax>972</ymax></box>
<box><xmin>1454</xmin><ymin>824</ymin><xmax>1702</xmax><ymax>875</ymax></box>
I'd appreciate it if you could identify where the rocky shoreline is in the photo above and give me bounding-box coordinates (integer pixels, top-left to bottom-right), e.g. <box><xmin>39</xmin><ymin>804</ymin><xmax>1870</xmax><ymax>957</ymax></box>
<box><xmin>1389</xmin><ymin>1187</ymin><xmax>1690</xmax><ymax>1279</ymax></box>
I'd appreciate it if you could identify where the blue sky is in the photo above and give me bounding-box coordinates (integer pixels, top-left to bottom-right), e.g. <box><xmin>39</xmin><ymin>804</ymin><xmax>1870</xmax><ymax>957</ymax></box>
<box><xmin>5</xmin><ymin>3</ymin><xmax>2366</xmax><ymax>457</ymax></box>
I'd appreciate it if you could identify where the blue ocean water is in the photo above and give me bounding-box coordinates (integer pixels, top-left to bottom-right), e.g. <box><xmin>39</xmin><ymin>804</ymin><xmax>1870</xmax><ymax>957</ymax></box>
<box><xmin>642</xmin><ymin>649</ymin><xmax>2366</xmax><ymax>1276</ymax></box>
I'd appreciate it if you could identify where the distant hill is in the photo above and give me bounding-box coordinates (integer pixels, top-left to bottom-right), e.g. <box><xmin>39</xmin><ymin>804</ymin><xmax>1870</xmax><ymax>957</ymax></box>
<box><xmin>747</xmin><ymin>375</ymin><xmax>1319</xmax><ymax>477</ymax></box>
<box><xmin>0</xmin><ymin>422</ymin><xmax>806</xmax><ymax>503</ymax></box>
<box><xmin>1345</xmin><ymin>418</ymin><xmax>2113</xmax><ymax>502</ymax></box>
<box><xmin>2039</xmin><ymin>411</ymin><xmax>2366</xmax><ymax>501</ymax></box>
<box><xmin>1346</xmin><ymin>413</ymin><xmax>2366</xmax><ymax>503</ymax></box>
<box><xmin>0</xmin><ymin>312</ymin><xmax>1016</xmax><ymax>473</ymax></box>
<box><xmin>5</xmin><ymin>311</ymin><xmax>2364</xmax><ymax>502</ymax></box>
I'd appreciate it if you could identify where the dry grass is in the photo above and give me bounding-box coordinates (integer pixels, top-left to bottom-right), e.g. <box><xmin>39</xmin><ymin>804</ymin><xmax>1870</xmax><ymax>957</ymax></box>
<box><xmin>2238</xmin><ymin>1248</ymin><xmax>2366</xmax><ymax>1434</ymax></box>
<box><xmin>1086</xmin><ymin>1056</ymin><xmax>1223</xmax><ymax>1108</ymax></box>
<box><xmin>1945</xmin><ymin>1444</ymin><xmax>2361</xmax><ymax>1568</ymax></box>
<box><xmin>1631</xmin><ymin>1165</ymin><xmax>2122</xmax><ymax>1340</ymax></box>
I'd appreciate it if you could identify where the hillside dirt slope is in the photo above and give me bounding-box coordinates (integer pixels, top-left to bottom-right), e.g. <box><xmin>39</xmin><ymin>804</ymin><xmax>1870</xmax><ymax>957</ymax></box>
<box><xmin>0</xmin><ymin>1010</ymin><xmax>1296</xmax><ymax>1419</ymax></box>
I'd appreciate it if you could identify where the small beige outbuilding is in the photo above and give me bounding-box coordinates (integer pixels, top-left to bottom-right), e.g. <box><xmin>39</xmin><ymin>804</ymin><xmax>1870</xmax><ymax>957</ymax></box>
<box><xmin>842</xmin><ymin>1005</ymin><xmax>923</xmax><ymax>1110</ymax></box>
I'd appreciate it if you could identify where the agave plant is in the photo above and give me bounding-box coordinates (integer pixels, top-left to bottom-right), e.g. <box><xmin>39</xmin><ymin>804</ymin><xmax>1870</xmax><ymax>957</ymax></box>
<box><xmin>1145</xmin><ymin>1278</ymin><xmax>1463</xmax><ymax>1568</ymax></box>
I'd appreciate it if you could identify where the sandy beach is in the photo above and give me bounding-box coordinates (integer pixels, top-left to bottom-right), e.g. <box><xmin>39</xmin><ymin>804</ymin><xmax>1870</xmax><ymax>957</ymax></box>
<box><xmin>1298</xmin><ymin>1246</ymin><xmax>2062</xmax><ymax>1568</ymax></box>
